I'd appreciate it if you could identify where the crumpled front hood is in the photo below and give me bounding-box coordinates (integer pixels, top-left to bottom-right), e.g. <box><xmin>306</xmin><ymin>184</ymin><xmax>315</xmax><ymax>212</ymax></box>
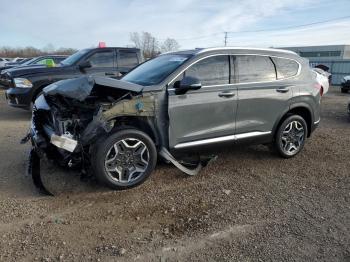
<box><xmin>43</xmin><ymin>76</ymin><xmax>143</xmax><ymax>101</ymax></box>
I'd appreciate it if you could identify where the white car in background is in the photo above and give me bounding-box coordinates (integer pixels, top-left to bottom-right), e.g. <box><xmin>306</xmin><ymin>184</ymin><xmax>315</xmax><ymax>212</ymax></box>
<box><xmin>0</xmin><ymin>58</ymin><xmax>7</xmax><ymax>67</ymax></box>
<box><xmin>312</xmin><ymin>68</ymin><xmax>330</xmax><ymax>96</ymax></box>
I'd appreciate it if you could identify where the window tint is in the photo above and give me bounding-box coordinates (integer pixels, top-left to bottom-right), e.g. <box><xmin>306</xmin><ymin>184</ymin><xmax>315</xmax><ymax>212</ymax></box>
<box><xmin>271</xmin><ymin>57</ymin><xmax>299</xmax><ymax>79</ymax></box>
<box><xmin>236</xmin><ymin>55</ymin><xmax>276</xmax><ymax>83</ymax></box>
<box><xmin>119</xmin><ymin>51</ymin><xmax>138</xmax><ymax>68</ymax></box>
<box><xmin>185</xmin><ymin>55</ymin><xmax>229</xmax><ymax>86</ymax></box>
<box><xmin>88</xmin><ymin>51</ymin><xmax>114</xmax><ymax>67</ymax></box>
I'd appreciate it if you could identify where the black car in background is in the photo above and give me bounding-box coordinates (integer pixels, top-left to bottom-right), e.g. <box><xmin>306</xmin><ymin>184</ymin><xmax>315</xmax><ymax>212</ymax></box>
<box><xmin>0</xmin><ymin>55</ymin><xmax>68</xmax><ymax>73</ymax></box>
<box><xmin>1</xmin><ymin>47</ymin><xmax>142</xmax><ymax>109</ymax></box>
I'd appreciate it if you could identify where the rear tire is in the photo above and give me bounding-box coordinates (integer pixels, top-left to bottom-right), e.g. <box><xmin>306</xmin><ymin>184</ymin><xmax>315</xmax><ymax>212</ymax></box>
<box><xmin>275</xmin><ymin>115</ymin><xmax>308</xmax><ymax>158</ymax></box>
<box><xmin>341</xmin><ymin>88</ymin><xmax>348</xmax><ymax>93</ymax></box>
<box><xmin>91</xmin><ymin>129</ymin><xmax>157</xmax><ymax>190</ymax></box>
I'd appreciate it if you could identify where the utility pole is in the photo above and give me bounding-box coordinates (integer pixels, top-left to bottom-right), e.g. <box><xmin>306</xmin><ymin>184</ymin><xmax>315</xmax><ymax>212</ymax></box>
<box><xmin>224</xmin><ymin>32</ymin><xmax>228</xmax><ymax>46</ymax></box>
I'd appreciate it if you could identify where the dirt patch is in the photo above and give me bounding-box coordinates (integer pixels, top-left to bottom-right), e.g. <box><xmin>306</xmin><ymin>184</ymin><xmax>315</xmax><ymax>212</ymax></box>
<box><xmin>0</xmin><ymin>88</ymin><xmax>349</xmax><ymax>261</ymax></box>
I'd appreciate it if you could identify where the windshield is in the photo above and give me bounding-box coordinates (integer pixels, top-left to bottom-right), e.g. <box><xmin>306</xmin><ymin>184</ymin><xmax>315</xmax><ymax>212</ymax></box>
<box><xmin>122</xmin><ymin>54</ymin><xmax>192</xmax><ymax>86</ymax></box>
<box><xmin>22</xmin><ymin>58</ymin><xmax>38</xmax><ymax>65</ymax></box>
<box><xmin>60</xmin><ymin>49</ymin><xmax>90</xmax><ymax>66</ymax></box>
<box><xmin>19</xmin><ymin>58</ymin><xmax>31</xmax><ymax>64</ymax></box>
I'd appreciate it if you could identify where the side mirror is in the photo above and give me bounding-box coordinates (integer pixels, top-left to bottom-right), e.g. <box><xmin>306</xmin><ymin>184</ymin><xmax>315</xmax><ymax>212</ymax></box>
<box><xmin>78</xmin><ymin>60</ymin><xmax>92</xmax><ymax>71</ymax></box>
<box><xmin>174</xmin><ymin>76</ymin><xmax>202</xmax><ymax>95</ymax></box>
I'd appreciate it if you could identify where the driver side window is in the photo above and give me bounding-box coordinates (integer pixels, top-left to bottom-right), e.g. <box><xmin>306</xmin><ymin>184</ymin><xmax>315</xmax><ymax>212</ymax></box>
<box><xmin>185</xmin><ymin>55</ymin><xmax>229</xmax><ymax>86</ymax></box>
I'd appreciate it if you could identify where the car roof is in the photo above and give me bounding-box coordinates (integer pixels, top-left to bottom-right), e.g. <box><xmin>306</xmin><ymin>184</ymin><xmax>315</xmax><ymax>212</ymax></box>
<box><xmin>85</xmin><ymin>47</ymin><xmax>140</xmax><ymax>51</ymax></box>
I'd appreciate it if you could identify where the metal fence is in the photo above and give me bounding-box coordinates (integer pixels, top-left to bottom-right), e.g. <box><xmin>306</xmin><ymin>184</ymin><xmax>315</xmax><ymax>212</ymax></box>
<box><xmin>309</xmin><ymin>59</ymin><xmax>350</xmax><ymax>85</ymax></box>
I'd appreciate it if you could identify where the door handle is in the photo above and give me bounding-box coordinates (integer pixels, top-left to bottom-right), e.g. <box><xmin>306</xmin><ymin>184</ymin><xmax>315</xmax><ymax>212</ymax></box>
<box><xmin>105</xmin><ymin>72</ymin><xmax>115</xmax><ymax>76</ymax></box>
<box><xmin>218</xmin><ymin>91</ymin><xmax>235</xmax><ymax>98</ymax></box>
<box><xmin>276</xmin><ymin>87</ymin><xmax>290</xmax><ymax>93</ymax></box>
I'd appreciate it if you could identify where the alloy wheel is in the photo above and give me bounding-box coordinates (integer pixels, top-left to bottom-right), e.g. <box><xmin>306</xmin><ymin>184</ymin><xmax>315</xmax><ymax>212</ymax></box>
<box><xmin>281</xmin><ymin>120</ymin><xmax>305</xmax><ymax>155</ymax></box>
<box><xmin>104</xmin><ymin>138</ymin><xmax>149</xmax><ymax>184</ymax></box>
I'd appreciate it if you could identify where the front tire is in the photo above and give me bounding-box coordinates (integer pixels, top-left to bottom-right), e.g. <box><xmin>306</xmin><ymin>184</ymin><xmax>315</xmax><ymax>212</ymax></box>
<box><xmin>341</xmin><ymin>88</ymin><xmax>348</xmax><ymax>93</ymax></box>
<box><xmin>275</xmin><ymin>115</ymin><xmax>307</xmax><ymax>158</ymax></box>
<box><xmin>92</xmin><ymin>129</ymin><xmax>157</xmax><ymax>190</ymax></box>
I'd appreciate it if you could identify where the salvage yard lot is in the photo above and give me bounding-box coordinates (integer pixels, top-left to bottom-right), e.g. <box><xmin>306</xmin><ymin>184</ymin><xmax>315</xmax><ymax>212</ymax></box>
<box><xmin>0</xmin><ymin>88</ymin><xmax>349</xmax><ymax>261</ymax></box>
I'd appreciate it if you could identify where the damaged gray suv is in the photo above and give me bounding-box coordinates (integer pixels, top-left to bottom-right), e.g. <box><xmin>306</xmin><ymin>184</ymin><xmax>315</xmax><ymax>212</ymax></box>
<box><xmin>28</xmin><ymin>47</ymin><xmax>321</xmax><ymax>193</ymax></box>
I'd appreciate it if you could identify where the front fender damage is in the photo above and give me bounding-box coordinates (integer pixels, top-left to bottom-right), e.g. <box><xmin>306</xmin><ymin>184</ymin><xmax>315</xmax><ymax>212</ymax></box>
<box><xmin>24</xmin><ymin>76</ymin><xmax>215</xmax><ymax>195</ymax></box>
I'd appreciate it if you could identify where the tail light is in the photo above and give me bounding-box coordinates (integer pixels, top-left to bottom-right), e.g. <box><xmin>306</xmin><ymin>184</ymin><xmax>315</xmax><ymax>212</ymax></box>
<box><xmin>314</xmin><ymin>83</ymin><xmax>323</xmax><ymax>96</ymax></box>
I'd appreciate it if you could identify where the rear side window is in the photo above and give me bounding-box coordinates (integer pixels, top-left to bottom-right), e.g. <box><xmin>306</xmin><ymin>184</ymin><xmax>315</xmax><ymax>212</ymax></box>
<box><xmin>185</xmin><ymin>55</ymin><xmax>229</xmax><ymax>86</ymax></box>
<box><xmin>118</xmin><ymin>51</ymin><xmax>139</xmax><ymax>68</ymax></box>
<box><xmin>271</xmin><ymin>57</ymin><xmax>299</xmax><ymax>79</ymax></box>
<box><xmin>88</xmin><ymin>51</ymin><xmax>114</xmax><ymax>67</ymax></box>
<box><xmin>236</xmin><ymin>55</ymin><xmax>276</xmax><ymax>83</ymax></box>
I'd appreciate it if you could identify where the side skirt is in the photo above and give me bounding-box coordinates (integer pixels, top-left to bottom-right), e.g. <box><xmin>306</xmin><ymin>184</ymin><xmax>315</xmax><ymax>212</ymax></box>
<box><xmin>174</xmin><ymin>131</ymin><xmax>272</xmax><ymax>149</ymax></box>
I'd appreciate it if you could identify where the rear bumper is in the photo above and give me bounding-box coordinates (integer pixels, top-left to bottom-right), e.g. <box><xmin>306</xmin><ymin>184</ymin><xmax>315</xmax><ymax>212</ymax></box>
<box><xmin>5</xmin><ymin>87</ymin><xmax>33</xmax><ymax>109</ymax></box>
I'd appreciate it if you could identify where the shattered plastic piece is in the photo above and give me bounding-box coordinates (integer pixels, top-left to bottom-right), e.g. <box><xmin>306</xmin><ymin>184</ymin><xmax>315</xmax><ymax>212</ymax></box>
<box><xmin>50</xmin><ymin>134</ymin><xmax>78</xmax><ymax>152</ymax></box>
<box><xmin>33</xmin><ymin>94</ymin><xmax>50</xmax><ymax>110</ymax></box>
<box><xmin>28</xmin><ymin>148</ymin><xmax>53</xmax><ymax>196</ymax></box>
<box><xmin>159</xmin><ymin>148</ymin><xmax>202</xmax><ymax>176</ymax></box>
<box><xmin>20</xmin><ymin>133</ymin><xmax>31</xmax><ymax>144</ymax></box>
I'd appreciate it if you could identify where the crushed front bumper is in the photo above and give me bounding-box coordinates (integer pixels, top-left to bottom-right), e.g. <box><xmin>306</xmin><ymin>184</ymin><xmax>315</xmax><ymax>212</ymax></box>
<box><xmin>27</xmin><ymin>148</ymin><xmax>53</xmax><ymax>196</ymax></box>
<box><xmin>27</xmin><ymin>94</ymin><xmax>80</xmax><ymax>196</ymax></box>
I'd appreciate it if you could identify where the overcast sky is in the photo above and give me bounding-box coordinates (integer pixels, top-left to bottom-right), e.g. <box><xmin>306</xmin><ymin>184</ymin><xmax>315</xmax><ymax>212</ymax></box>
<box><xmin>1</xmin><ymin>0</ymin><xmax>350</xmax><ymax>50</ymax></box>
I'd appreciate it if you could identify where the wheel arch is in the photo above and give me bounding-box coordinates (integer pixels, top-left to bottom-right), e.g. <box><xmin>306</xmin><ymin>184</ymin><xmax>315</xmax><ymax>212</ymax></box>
<box><xmin>110</xmin><ymin>116</ymin><xmax>160</xmax><ymax>147</ymax></box>
<box><xmin>273</xmin><ymin>104</ymin><xmax>313</xmax><ymax>138</ymax></box>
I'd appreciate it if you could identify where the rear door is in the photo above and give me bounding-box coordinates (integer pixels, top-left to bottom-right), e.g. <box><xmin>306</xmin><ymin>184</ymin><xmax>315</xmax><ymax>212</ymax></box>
<box><xmin>234</xmin><ymin>55</ymin><xmax>294</xmax><ymax>135</ymax></box>
<box><xmin>117</xmin><ymin>50</ymin><xmax>140</xmax><ymax>77</ymax></box>
<box><xmin>168</xmin><ymin>55</ymin><xmax>237</xmax><ymax>149</ymax></box>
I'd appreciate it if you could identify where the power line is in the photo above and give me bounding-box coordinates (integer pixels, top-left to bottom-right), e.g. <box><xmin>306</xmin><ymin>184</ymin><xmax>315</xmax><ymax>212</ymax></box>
<box><xmin>226</xmin><ymin>15</ymin><xmax>350</xmax><ymax>37</ymax></box>
<box><xmin>163</xmin><ymin>15</ymin><xmax>350</xmax><ymax>42</ymax></box>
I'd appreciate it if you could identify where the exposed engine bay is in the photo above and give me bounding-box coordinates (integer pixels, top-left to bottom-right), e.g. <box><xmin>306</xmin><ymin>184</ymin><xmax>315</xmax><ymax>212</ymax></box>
<box><xmin>24</xmin><ymin>76</ymin><xmax>211</xmax><ymax>195</ymax></box>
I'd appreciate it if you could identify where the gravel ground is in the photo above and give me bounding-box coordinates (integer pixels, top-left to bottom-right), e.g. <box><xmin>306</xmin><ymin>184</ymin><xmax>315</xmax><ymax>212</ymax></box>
<box><xmin>0</xmin><ymin>88</ymin><xmax>349</xmax><ymax>261</ymax></box>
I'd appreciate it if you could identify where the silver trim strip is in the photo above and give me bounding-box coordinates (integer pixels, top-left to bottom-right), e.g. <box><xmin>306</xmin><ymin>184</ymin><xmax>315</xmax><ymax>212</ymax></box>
<box><xmin>167</xmin><ymin>53</ymin><xmax>301</xmax><ymax>86</ymax></box>
<box><xmin>174</xmin><ymin>131</ymin><xmax>271</xmax><ymax>149</ymax></box>
<box><xmin>235</xmin><ymin>131</ymin><xmax>271</xmax><ymax>139</ymax></box>
<box><xmin>314</xmin><ymin>118</ymin><xmax>320</xmax><ymax>124</ymax></box>
<box><xmin>196</xmin><ymin>47</ymin><xmax>298</xmax><ymax>56</ymax></box>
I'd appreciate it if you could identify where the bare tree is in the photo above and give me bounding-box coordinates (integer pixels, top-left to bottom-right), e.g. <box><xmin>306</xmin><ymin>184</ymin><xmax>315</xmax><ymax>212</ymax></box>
<box><xmin>161</xmin><ymin>38</ymin><xmax>180</xmax><ymax>53</ymax></box>
<box><xmin>130</xmin><ymin>32</ymin><xmax>160</xmax><ymax>59</ymax></box>
<box><xmin>0</xmin><ymin>46</ymin><xmax>77</xmax><ymax>58</ymax></box>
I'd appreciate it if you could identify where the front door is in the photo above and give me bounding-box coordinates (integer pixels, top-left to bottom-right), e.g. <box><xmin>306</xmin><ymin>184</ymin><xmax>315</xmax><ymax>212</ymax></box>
<box><xmin>168</xmin><ymin>55</ymin><xmax>237</xmax><ymax>149</ymax></box>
